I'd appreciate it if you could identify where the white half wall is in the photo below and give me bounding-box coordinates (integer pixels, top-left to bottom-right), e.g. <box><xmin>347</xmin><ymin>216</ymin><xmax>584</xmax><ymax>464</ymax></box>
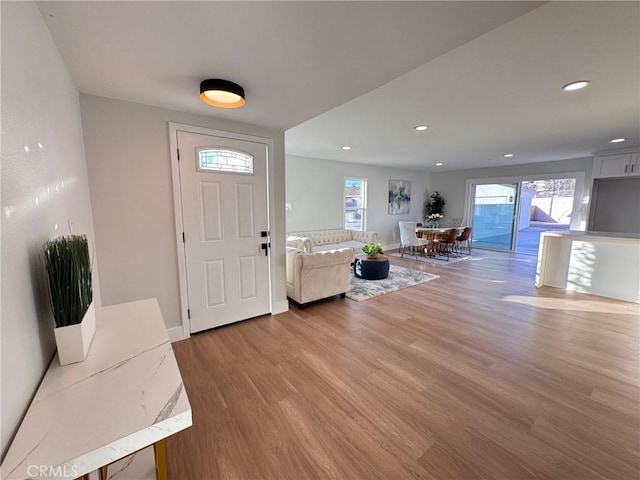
<box><xmin>430</xmin><ymin>157</ymin><xmax>595</xmax><ymax>228</ymax></box>
<box><xmin>1</xmin><ymin>2</ymin><xmax>98</xmax><ymax>459</ymax></box>
<box><xmin>80</xmin><ymin>95</ymin><xmax>286</xmax><ymax>331</ymax></box>
<box><xmin>286</xmin><ymin>155</ymin><xmax>430</xmax><ymax>247</ymax></box>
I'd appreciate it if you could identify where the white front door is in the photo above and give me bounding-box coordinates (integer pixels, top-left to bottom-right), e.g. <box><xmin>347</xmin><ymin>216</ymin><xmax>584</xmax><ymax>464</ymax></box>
<box><xmin>177</xmin><ymin>131</ymin><xmax>271</xmax><ymax>333</ymax></box>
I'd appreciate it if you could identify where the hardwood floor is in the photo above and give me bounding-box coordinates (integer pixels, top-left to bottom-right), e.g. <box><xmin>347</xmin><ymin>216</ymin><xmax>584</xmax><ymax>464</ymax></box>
<box><xmin>167</xmin><ymin>250</ymin><xmax>639</xmax><ymax>480</ymax></box>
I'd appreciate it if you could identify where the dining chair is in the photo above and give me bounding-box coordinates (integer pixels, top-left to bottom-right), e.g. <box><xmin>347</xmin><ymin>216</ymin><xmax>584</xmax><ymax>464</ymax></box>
<box><xmin>456</xmin><ymin>226</ymin><xmax>472</xmax><ymax>255</ymax></box>
<box><xmin>398</xmin><ymin>221</ymin><xmax>429</xmax><ymax>259</ymax></box>
<box><xmin>436</xmin><ymin>228</ymin><xmax>459</xmax><ymax>260</ymax></box>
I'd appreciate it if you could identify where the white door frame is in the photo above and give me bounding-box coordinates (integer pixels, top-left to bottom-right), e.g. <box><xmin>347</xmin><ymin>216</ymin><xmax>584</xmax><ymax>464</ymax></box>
<box><xmin>463</xmin><ymin>171</ymin><xmax>586</xmax><ymax>252</ymax></box>
<box><xmin>169</xmin><ymin>122</ymin><xmax>277</xmax><ymax>339</ymax></box>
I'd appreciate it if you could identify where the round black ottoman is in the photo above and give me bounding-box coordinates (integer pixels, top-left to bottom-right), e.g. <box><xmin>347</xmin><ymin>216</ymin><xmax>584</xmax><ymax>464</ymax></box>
<box><xmin>354</xmin><ymin>255</ymin><xmax>390</xmax><ymax>280</ymax></box>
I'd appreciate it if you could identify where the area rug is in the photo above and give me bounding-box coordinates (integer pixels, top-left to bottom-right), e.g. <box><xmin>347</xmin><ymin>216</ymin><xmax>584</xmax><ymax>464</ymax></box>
<box><xmin>346</xmin><ymin>265</ymin><xmax>439</xmax><ymax>302</ymax></box>
<box><xmin>389</xmin><ymin>252</ymin><xmax>474</xmax><ymax>265</ymax></box>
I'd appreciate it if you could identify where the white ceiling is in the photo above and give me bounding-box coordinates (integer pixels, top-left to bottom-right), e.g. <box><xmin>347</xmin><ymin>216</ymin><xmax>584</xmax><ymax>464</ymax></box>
<box><xmin>37</xmin><ymin>1</ymin><xmax>638</xmax><ymax>172</ymax></box>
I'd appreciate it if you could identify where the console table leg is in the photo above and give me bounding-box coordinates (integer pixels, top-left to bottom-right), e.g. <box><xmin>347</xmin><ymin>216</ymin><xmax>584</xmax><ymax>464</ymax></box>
<box><xmin>99</xmin><ymin>465</ymin><xmax>108</xmax><ymax>480</ymax></box>
<box><xmin>154</xmin><ymin>439</ymin><xmax>168</xmax><ymax>480</ymax></box>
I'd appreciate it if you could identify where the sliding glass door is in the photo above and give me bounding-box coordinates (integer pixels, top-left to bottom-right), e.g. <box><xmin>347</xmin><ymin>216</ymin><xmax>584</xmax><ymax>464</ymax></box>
<box><xmin>515</xmin><ymin>178</ymin><xmax>576</xmax><ymax>254</ymax></box>
<box><xmin>471</xmin><ymin>183</ymin><xmax>519</xmax><ymax>251</ymax></box>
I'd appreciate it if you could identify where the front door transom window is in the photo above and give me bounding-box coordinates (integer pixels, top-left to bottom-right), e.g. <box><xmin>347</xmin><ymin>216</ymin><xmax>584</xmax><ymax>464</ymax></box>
<box><xmin>197</xmin><ymin>147</ymin><xmax>254</xmax><ymax>174</ymax></box>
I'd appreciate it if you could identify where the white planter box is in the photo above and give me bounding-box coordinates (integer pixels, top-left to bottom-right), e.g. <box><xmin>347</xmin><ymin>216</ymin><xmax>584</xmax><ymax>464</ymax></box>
<box><xmin>54</xmin><ymin>302</ymin><xmax>96</xmax><ymax>366</ymax></box>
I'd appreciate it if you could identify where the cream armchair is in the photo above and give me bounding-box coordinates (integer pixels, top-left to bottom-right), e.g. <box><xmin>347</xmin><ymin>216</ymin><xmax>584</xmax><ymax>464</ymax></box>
<box><xmin>286</xmin><ymin>247</ymin><xmax>355</xmax><ymax>305</ymax></box>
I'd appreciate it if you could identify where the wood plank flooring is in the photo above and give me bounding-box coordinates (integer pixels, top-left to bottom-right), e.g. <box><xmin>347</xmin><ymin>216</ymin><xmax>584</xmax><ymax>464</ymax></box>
<box><xmin>167</xmin><ymin>250</ymin><xmax>640</xmax><ymax>480</ymax></box>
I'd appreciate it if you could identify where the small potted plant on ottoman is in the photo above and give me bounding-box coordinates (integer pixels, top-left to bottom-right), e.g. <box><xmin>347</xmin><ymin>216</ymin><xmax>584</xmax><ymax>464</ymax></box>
<box><xmin>362</xmin><ymin>242</ymin><xmax>384</xmax><ymax>258</ymax></box>
<box><xmin>356</xmin><ymin>243</ymin><xmax>389</xmax><ymax>280</ymax></box>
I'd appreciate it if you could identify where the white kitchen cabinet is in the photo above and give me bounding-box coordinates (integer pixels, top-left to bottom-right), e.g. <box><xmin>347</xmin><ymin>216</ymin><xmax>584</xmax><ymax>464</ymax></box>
<box><xmin>594</xmin><ymin>151</ymin><xmax>639</xmax><ymax>178</ymax></box>
<box><xmin>632</xmin><ymin>152</ymin><xmax>640</xmax><ymax>177</ymax></box>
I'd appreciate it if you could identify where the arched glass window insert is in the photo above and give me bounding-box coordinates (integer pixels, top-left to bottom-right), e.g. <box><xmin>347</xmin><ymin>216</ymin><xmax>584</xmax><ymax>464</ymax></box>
<box><xmin>197</xmin><ymin>147</ymin><xmax>254</xmax><ymax>174</ymax></box>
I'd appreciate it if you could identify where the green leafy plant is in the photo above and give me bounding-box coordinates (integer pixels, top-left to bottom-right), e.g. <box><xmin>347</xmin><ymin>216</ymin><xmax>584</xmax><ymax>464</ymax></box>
<box><xmin>423</xmin><ymin>191</ymin><xmax>446</xmax><ymax>221</ymax></box>
<box><xmin>42</xmin><ymin>235</ymin><xmax>93</xmax><ymax>328</ymax></box>
<box><xmin>362</xmin><ymin>242</ymin><xmax>384</xmax><ymax>257</ymax></box>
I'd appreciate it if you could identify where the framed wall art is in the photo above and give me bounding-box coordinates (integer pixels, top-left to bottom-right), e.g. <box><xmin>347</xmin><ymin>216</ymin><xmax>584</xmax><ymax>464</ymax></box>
<box><xmin>388</xmin><ymin>180</ymin><xmax>411</xmax><ymax>215</ymax></box>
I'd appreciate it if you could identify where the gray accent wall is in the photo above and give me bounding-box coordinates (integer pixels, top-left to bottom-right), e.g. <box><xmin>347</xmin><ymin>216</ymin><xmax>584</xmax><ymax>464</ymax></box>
<box><xmin>590</xmin><ymin>177</ymin><xmax>640</xmax><ymax>234</ymax></box>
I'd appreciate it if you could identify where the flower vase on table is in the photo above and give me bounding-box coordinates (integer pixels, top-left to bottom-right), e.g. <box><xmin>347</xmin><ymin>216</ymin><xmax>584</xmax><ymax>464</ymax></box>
<box><xmin>427</xmin><ymin>213</ymin><xmax>444</xmax><ymax>229</ymax></box>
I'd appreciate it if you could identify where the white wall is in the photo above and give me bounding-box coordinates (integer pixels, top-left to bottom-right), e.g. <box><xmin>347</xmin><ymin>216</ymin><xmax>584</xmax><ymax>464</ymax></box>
<box><xmin>430</xmin><ymin>157</ymin><xmax>595</xmax><ymax>228</ymax></box>
<box><xmin>80</xmin><ymin>95</ymin><xmax>287</xmax><ymax>330</ymax></box>
<box><xmin>1</xmin><ymin>2</ymin><xmax>99</xmax><ymax>459</ymax></box>
<box><xmin>286</xmin><ymin>155</ymin><xmax>430</xmax><ymax>247</ymax></box>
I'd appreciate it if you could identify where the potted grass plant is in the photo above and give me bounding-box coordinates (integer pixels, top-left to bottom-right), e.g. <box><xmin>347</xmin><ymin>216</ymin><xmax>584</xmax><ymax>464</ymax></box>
<box><xmin>42</xmin><ymin>234</ymin><xmax>95</xmax><ymax>365</ymax></box>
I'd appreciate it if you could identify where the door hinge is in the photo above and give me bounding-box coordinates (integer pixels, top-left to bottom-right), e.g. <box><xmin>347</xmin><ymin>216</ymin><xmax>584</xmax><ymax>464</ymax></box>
<box><xmin>187</xmin><ymin>308</ymin><xmax>191</xmax><ymax>319</ymax></box>
<box><xmin>182</xmin><ymin>232</ymin><xmax>185</xmax><ymax>243</ymax></box>
<box><xmin>177</xmin><ymin>148</ymin><xmax>180</xmax><ymax>161</ymax></box>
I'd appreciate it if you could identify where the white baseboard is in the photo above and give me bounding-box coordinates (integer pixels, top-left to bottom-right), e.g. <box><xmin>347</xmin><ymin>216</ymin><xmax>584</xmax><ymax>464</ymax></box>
<box><xmin>167</xmin><ymin>301</ymin><xmax>288</xmax><ymax>341</ymax></box>
<box><xmin>272</xmin><ymin>299</ymin><xmax>289</xmax><ymax>315</ymax></box>
<box><xmin>167</xmin><ymin>326</ymin><xmax>186</xmax><ymax>343</ymax></box>
<box><xmin>382</xmin><ymin>243</ymin><xmax>400</xmax><ymax>252</ymax></box>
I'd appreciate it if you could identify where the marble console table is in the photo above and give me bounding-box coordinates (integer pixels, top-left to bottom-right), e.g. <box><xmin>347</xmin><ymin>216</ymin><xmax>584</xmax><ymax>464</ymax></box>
<box><xmin>536</xmin><ymin>230</ymin><xmax>640</xmax><ymax>303</ymax></box>
<box><xmin>1</xmin><ymin>299</ymin><xmax>192</xmax><ymax>480</ymax></box>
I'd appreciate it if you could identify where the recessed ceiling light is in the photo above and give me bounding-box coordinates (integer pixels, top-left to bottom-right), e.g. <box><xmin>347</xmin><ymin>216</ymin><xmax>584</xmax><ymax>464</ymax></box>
<box><xmin>435</xmin><ymin>162</ymin><xmax>443</xmax><ymax>166</ymax></box>
<box><xmin>342</xmin><ymin>146</ymin><xmax>351</xmax><ymax>151</ymax></box>
<box><xmin>562</xmin><ymin>80</ymin><xmax>590</xmax><ymax>91</ymax></box>
<box><xmin>610</xmin><ymin>138</ymin><xmax>626</xmax><ymax>143</ymax></box>
<box><xmin>503</xmin><ymin>153</ymin><xmax>514</xmax><ymax>158</ymax></box>
<box><xmin>414</xmin><ymin>125</ymin><xmax>429</xmax><ymax>131</ymax></box>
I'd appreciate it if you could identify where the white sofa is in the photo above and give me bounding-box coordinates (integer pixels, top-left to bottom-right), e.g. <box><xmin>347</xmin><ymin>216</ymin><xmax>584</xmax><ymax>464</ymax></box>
<box><xmin>286</xmin><ymin>229</ymin><xmax>378</xmax><ymax>253</ymax></box>
<box><xmin>286</xmin><ymin>247</ymin><xmax>355</xmax><ymax>305</ymax></box>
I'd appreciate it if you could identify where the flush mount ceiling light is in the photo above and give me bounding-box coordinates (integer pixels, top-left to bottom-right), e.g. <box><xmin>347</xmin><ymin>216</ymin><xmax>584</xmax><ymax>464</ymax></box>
<box><xmin>200</xmin><ymin>79</ymin><xmax>246</xmax><ymax>108</ymax></box>
<box><xmin>503</xmin><ymin>153</ymin><xmax>514</xmax><ymax>158</ymax></box>
<box><xmin>342</xmin><ymin>146</ymin><xmax>352</xmax><ymax>151</ymax></box>
<box><xmin>435</xmin><ymin>162</ymin><xmax>443</xmax><ymax>166</ymax></box>
<box><xmin>610</xmin><ymin>138</ymin><xmax>627</xmax><ymax>143</ymax></box>
<box><xmin>414</xmin><ymin>125</ymin><xmax>429</xmax><ymax>131</ymax></box>
<box><xmin>562</xmin><ymin>80</ymin><xmax>590</xmax><ymax>91</ymax></box>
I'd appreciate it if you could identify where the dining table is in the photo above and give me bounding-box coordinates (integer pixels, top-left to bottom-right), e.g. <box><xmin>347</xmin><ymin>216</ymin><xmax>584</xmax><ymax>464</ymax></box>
<box><xmin>415</xmin><ymin>226</ymin><xmax>464</xmax><ymax>257</ymax></box>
